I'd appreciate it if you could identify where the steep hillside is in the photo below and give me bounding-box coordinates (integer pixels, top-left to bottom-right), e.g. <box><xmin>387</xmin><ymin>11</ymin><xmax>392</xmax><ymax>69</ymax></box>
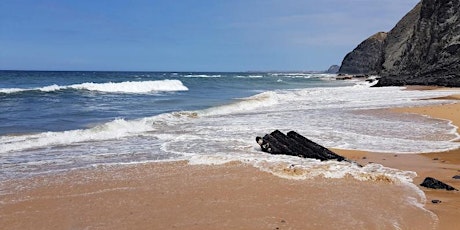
<box><xmin>378</xmin><ymin>0</ymin><xmax>460</xmax><ymax>86</ymax></box>
<box><xmin>339</xmin><ymin>0</ymin><xmax>460</xmax><ymax>87</ymax></box>
<box><xmin>338</xmin><ymin>32</ymin><xmax>387</xmax><ymax>75</ymax></box>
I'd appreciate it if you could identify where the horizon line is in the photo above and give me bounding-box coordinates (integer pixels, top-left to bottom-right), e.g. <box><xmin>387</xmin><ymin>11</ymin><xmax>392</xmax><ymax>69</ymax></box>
<box><xmin>0</xmin><ymin>69</ymin><xmax>334</xmax><ymax>73</ymax></box>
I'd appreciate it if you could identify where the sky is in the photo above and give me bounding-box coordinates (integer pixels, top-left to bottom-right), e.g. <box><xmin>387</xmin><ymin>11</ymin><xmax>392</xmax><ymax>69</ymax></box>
<box><xmin>0</xmin><ymin>0</ymin><xmax>420</xmax><ymax>72</ymax></box>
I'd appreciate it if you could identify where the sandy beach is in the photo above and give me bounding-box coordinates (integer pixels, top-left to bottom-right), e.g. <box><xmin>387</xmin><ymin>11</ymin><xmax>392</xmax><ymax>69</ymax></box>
<box><xmin>1</xmin><ymin>92</ymin><xmax>460</xmax><ymax>230</ymax></box>
<box><xmin>337</xmin><ymin>92</ymin><xmax>460</xmax><ymax>229</ymax></box>
<box><xmin>2</xmin><ymin>0</ymin><xmax>459</xmax><ymax>228</ymax></box>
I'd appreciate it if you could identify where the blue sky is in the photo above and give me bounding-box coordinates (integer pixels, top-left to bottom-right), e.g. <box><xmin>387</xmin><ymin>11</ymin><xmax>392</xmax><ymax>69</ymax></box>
<box><xmin>1</xmin><ymin>0</ymin><xmax>420</xmax><ymax>71</ymax></box>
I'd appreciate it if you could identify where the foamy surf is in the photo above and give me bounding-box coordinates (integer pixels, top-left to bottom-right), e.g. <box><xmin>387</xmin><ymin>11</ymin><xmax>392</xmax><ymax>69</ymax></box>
<box><xmin>0</xmin><ymin>79</ymin><xmax>188</xmax><ymax>94</ymax></box>
<box><xmin>183</xmin><ymin>74</ymin><xmax>221</xmax><ymax>78</ymax></box>
<box><xmin>199</xmin><ymin>91</ymin><xmax>281</xmax><ymax>116</ymax></box>
<box><xmin>1</xmin><ymin>71</ymin><xmax>451</xmax><ymax>229</ymax></box>
<box><xmin>2</xmin><ymin>85</ymin><xmax>460</xmax><ymax>155</ymax></box>
<box><xmin>1</xmin><ymin>84</ymin><xmax>460</xmax><ymax>183</ymax></box>
<box><xmin>0</xmin><ymin>118</ymin><xmax>157</xmax><ymax>154</ymax></box>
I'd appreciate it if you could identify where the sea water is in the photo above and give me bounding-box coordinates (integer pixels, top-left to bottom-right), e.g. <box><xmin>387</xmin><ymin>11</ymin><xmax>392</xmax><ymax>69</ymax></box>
<box><xmin>1</xmin><ymin>71</ymin><xmax>459</xmax><ymax>181</ymax></box>
<box><xmin>2</xmin><ymin>71</ymin><xmax>460</xmax><ymax>228</ymax></box>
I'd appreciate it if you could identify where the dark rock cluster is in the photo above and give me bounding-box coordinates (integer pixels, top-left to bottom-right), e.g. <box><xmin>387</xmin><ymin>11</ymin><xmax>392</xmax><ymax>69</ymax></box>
<box><xmin>339</xmin><ymin>0</ymin><xmax>460</xmax><ymax>87</ymax></box>
<box><xmin>256</xmin><ymin>130</ymin><xmax>345</xmax><ymax>161</ymax></box>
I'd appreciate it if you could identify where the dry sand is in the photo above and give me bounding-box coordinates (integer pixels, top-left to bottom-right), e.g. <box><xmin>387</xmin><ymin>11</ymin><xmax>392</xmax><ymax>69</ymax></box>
<box><xmin>1</xmin><ymin>92</ymin><xmax>460</xmax><ymax>230</ymax></box>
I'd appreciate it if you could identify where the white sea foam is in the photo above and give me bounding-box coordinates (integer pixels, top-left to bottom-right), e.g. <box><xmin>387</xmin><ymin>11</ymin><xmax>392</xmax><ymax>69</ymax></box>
<box><xmin>187</xmin><ymin>152</ymin><xmax>417</xmax><ymax>183</ymax></box>
<box><xmin>0</xmin><ymin>118</ymin><xmax>157</xmax><ymax>154</ymax></box>
<box><xmin>2</xmin><ymin>85</ymin><xmax>459</xmax><ymax>155</ymax></box>
<box><xmin>2</xmin><ymin>84</ymin><xmax>460</xmax><ymax>182</ymax></box>
<box><xmin>268</xmin><ymin>73</ymin><xmax>337</xmax><ymax>79</ymax></box>
<box><xmin>70</xmin><ymin>80</ymin><xmax>188</xmax><ymax>93</ymax></box>
<box><xmin>0</xmin><ymin>80</ymin><xmax>188</xmax><ymax>94</ymax></box>
<box><xmin>235</xmin><ymin>75</ymin><xmax>264</xmax><ymax>78</ymax></box>
<box><xmin>199</xmin><ymin>91</ymin><xmax>281</xmax><ymax>116</ymax></box>
<box><xmin>183</xmin><ymin>74</ymin><xmax>221</xmax><ymax>78</ymax></box>
<box><xmin>0</xmin><ymin>88</ymin><xmax>26</xmax><ymax>94</ymax></box>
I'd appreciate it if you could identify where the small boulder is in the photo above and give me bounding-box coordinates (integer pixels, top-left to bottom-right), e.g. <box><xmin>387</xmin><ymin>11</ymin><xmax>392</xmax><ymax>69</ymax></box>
<box><xmin>420</xmin><ymin>177</ymin><xmax>458</xmax><ymax>191</ymax></box>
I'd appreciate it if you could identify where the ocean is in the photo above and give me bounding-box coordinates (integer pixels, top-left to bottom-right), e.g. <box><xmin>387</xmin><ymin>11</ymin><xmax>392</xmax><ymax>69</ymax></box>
<box><xmin>1</xmin><ymin>71</ymin><xmax>459</xmax><ymax>180</ymax></box>
<box><xmin>2</xmin><ymin>70</ymin><xmax>460</xmax><ymax>228</ymax></box>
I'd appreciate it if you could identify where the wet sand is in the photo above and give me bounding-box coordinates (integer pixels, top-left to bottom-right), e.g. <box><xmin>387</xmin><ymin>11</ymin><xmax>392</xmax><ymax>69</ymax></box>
<box><xmin>1</xmin><ymin>93</ymin><xmax>460</xmax><ymax>230</ymax></box>
<box><xmin>337</xmin><ymin>93</ymin><xmax>460</xmax><ymax>230</ymax></box>
<box><xmin>0</xmin><ymin>161</ymin><xmax>436</xmax><ymax>230</ymax></box>
<box><xmin>393</xmin><ymin>94</ymin><xmax>460</xmax><ymax>229</ymax></box>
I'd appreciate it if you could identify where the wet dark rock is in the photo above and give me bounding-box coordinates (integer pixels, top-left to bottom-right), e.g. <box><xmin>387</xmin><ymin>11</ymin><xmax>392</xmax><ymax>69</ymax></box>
<box><xmin>452</xmin><ymin>175</ymin><xmax>460</xmax><ymax>179</ymax></box>
<box><xmin>420</xmin><ymin>177</ymin><xmax>458</xmax><ymax>191</ymax></box>
<box><xmin>256</xmin><ymin>130</ymin><xmax>346</xmax><ymax>162</ymax></box>
<box><xmin>431</xmin><ymin>199</ymin><xmax>442</xmax><ymax>204</ymax></box>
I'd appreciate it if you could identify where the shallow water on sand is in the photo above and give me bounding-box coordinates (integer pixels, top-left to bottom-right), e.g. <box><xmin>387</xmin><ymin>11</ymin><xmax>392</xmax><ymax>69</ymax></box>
<box><xmin>0</xmin><ymin>162</ymin><xmax>438</xmax><ymax>230</ymax></box>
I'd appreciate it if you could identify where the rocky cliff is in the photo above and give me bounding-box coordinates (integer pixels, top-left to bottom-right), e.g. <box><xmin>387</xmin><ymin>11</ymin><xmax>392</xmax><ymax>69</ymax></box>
<box><xmin>338</xmin><ymin>32</ymin><xmax>387</xmax><ymax>75</ymax></box>
<box><xmin>380</xmin><ymin>3</ymin><xmax>422</xmax><ymax>77</ymax></box>
<box><xmin>340</xmin><ymin>0</ymin><xmax>460</xmax><ymax>87</ymax></box>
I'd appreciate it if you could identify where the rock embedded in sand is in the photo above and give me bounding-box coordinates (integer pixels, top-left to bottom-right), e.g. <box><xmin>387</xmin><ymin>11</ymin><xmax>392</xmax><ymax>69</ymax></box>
<box><xmin>420</xmin><ymin>177</ymin><xmax>458</xmax><ymax>191</ymax></box>
<box><xmin>452</xmin><ymin>175</ymin><xmax>460</xmax><ymax>180</ymax></box>
<box><xmin>255</xmin><ymin>130</ymin><xmax>346</xmax><ymax>162</ymax></box>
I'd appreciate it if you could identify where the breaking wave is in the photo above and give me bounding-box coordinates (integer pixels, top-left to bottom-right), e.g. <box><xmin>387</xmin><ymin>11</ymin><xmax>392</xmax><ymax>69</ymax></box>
<box><xmin>183</xmin><ymin>74</ymin><xmax>221</xmax><ymax>78</ymax></box>
<box><xmin>2</xmin><ymin>86</ymin><xmax>459</xmax><ymax>155</ymax></box>
<box><xmin>0</xmin><ymin>118</ymin><xmax>159</xmax><ymax>154</ymax></box>
<box><xmin>199</xmin><ymin>91</ymin><xmax>281</xmax><ymax>116</ymax></box>
<box><xmin>0</xmin><ymin>80</ymin><xmax>188</xmax><ymax>94</ymax></box>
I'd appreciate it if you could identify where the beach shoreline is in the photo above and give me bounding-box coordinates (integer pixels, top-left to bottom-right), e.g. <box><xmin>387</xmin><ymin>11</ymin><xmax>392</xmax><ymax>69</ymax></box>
<box><xmin>1</xmin><ymin>90</ymin><xmax>460</xmax><ymax>229</ymax></box>
<box><xmin>337</xmin><ymin>90</ymin><xmax>460</xmax><ymax>229</ymax></box>
<box><xmin>0</xmin><ymin>160</ymin><xmax>439</xmax><ymax>230</ymax></box>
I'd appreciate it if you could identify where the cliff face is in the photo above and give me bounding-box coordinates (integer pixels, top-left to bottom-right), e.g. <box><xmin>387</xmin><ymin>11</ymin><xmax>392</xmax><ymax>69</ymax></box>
<box><xmin>380</xmin><ymin>3</ymin><xmax>422</xmax><ymax>76</ymax></box>
<box><xmin>379</xmin><ymin>0</ymin><xmax>460</xmax><ymax>86</ymax></box>
<box><xmin>340</xmin><ymin>0</ymin><xmax>460</xmax><ymax>87</ymax></box>
<box><xmin>338</xmin><ymin>32</ymin><xmax>387</xmax><ymax>75</ymax></box>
